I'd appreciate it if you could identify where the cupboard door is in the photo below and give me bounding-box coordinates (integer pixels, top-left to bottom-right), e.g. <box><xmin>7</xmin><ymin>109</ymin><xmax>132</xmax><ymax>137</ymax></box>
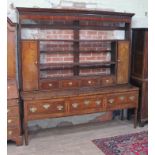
<box><xmin>117</xmin><ymin>41</ymin><xmax>130</xmax><ymax>84</ymax></box>
<box><xmin>22</xmin><ymin>40</ymin><xmax>39</xmax><ymax>91</ymax></box>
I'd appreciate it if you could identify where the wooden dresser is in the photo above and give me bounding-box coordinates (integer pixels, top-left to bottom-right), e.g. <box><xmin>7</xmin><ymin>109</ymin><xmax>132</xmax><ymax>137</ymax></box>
<box><xmin>7</xmin><ymin>18</ymin><xmax>23</xmax><ymax>145</ymax></box>
<box><xmin>16</xmin><ymin>8</ymin><xmax>139</xmax><ymax>145</ymax></box>
<box><xmin>131</xmin><ymin>28</ymin><xmax>148</xmax><ymax>126</ymax></box>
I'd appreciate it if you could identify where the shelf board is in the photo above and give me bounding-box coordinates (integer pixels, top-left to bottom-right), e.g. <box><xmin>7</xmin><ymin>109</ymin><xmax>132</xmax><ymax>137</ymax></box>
<box><xmin>40</xmin><ymin>61</ymin><xmax>116</xmax><ymax>70</ymax></box>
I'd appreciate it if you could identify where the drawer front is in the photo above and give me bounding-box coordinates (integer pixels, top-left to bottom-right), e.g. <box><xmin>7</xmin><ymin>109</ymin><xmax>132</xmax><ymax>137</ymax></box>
<box><xmin>7</xmin><ymin>99</ymin><xmax>19</xmax><ymax>106</ymax></box>
<box><xmin>7</xmin><ymin>117</ymin><xmax>20</xmax><ymax>128</ymax></box>
<box><xmin>101</xmin><ymin>76</ymin><xmax>115</xmax><ymax>86</ymax></box>
<box><xmin>69</xmin><ymin>96</ymin><xmax>106</xmax><ymax>114</ymax></box>
<box><xmin>40</xmin><ymin>80</ymin><xmax>59</xmax><ymax>90</ymax></box>
<box><xmin>80</xmin><ymin>78</ymin><xmax>99</xmax><ymax>87</ymax></box>
<box><xmin>7</xmin><ymin>80</ymin><xmax>19</xmax><ymax>99</ymax></box>
<box><xmin>107</xmin><ymin>92</ymin><xmax>138</xmax><ymax>110</ymax></box>
<box><xmin>27</xmin><ymin>99</ymin><xmax>66</xmax><ymax>117</ymax></box>
<box><xmin>61</xmin><ymin>80</ymin><xmax>79</xmax><ymax>89</ymax></box>
<box><xmin>7</xmin><ymin>127</ymin><xmax>20</xmax><ymax>139</ymax></box>
<box><xmin>7</xmin><ymin>106</ymin><xmax>19</xmax><ymax>117</ymax></box>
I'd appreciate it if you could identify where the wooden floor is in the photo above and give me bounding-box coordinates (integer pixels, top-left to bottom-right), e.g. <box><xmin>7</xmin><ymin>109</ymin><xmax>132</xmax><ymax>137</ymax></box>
<box><xmin>7</xmin><ymin>119</ymin><xmax>148</xmax><ymax>155</ymax></box>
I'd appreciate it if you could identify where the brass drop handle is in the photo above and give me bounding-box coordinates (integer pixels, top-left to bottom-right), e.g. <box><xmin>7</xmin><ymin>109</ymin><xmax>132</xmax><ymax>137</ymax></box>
<box><xmin>108</xmin><ymin>99</ymin><xmax>114</xmax><ymax>104</ymax></box>
<box><xmin>119</xmin><ymin>96</ymin><xmax>125</xmax><ymax>101</ymax></box>
<box><xmin>57</xmin><ymin>105</ymin><xmax>64</xmax><ymax>111</ymax></box>
<box><xmin>96</xmin><ymin>100</ymin><xmax>101</xmax><ymax>106</ymax></box>
<box><xmin>43</xmin><ymin>104</ymin><xmax>50</xmax><ymax>109</ymax></box>
<box><xmin>84</xmin><ymin>100</ymin><xmax>90</xmax><ymax>105</ymax></box>
<box><xmin>7</xmin><ymin>109</ymin><xmax>10</xmax><ymax>113</ymax></box>
<box><xmin>8</xmin><ymin>130</ymin><xmax>12</xmax><ymax>135</ymax></box>
<box><xmin>68</xmin><ymin>82</ymin><xmax>73</xmax><ymax>86</ymax></box>
<box><xmin>106</xmin><ymin>79</ymin><xmax>109</xmax><ymax>83</ymax></box>
<box><xmin>8</xmin><ymin>119</ymin><xmax>12</xmax><ymax>123</ymax></box>
<box><xmin>48</xmin><ymin>83</ymin><xmax>53</xmax><ymax>87</ymax></box>
<box><xmin>129</xmin><ymin>96</ymin><xmax>135</xmax><ymax>101</ymax></box>
<box><xmin>88</xmin><ymin>80</ymin><xmax>92</xmax><ymax>84</ymax></box>
<box><xmin>72</xmin><ymin>103</ymin><xmax>78</xmax><ymax>108</ymax></box>
<box><xmin>8</xmin><ymin>86</ymin><xmax>10</xmax><ymax>89</ymax></box>
<box><xmin>34</xmin><ymin>61</ymin><xmax>38</xmax><ymax>65</ymax></box>
<box><xmin>30</xmin><ymin>107</ymin><xmax>37</xmax><ymax>113</ymax></box>
<box><xmin>117</xmin><ymin>59</ymin><xmax>121</xmax><ymax>62</ymax></box>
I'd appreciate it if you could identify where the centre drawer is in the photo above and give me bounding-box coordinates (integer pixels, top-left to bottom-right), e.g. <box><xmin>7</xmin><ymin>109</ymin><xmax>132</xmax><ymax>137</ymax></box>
<box><xmin>80</xmin><ymin>78</ymin><xmax>99</xmax><ymax>87</ymax></box>
<box><xmin>69</xmin><ymin>95</ymin><xmax>106</xmax><ymax>114</ymax></box>
<box><xmin>61</xmin><ymin>80</ymin><xmax>79</xmax><ymax>89</ymax></box>
<box><xmin>107</xmin><ymin>92</ymin><xmax>138</xmax><ymax>110</ymax></box>
<box><xmin>27</xmin><ymin>99</ymin><xmax>67</xmax><ymax>119</ymax></box>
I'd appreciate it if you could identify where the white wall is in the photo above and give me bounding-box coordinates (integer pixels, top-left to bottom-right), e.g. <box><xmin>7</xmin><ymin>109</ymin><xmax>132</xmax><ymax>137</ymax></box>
<box><xmin>8</xmin><ymin>0</ymin><xmax>148</xmax><ymax>27</ymax></box>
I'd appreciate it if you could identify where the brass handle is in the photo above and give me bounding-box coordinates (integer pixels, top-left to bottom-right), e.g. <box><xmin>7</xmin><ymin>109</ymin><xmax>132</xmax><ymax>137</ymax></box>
<box><xmin>84</xmin><ymin>100</ymin><xmax>90</xmax><ymax>105</ymax></box>
<box><xmin>8</xmin><ymin>131</ymin><xmax>12</xmax><ymax>135</ymax></box>
<box><xmin>68</xmin><ymin>82</ymin><xmax>73</xmax><ymax>86</ymax></box>
<box><xmin>57</xmin><ymin>105</ymin><xmax>64</xmax><ymax>111</ymax></box>
<box><xmin>34</xmin><ymin>61</ymin><xmax>38</xmax><ymax>65</ymax></box>
<box><xmin>72</xmin><ymin>103</ymin><xmax>78</xmax><ymax>108</ymax></box>
<box><xmin>48</xmin><ymin>83</ymin><xmax>53</xmax><ymax>87</ymax></box>
<box><xmin>88</xmin><ymin>80</ymin><xmax>92</xmax><ymax>84</ymax></box>
<box><xmin>119</xmin><ymin>96</ymin><xmax>125</xmax><ymax>101</ymax></box>
<box><xmin>106</xmin><ymin>79</ymin><xmax>109</xmax><ymax>83</ymax></box>
<box><xmin>43</xmin><ymin>104</ymin><xmax>50</xmax><ymax>109</ymax></box>
<box><xmin>8</xmin><ymin>119</ymin><xmax>12</xmax><ymax>123</ymax></box>
<box><xmin>96</xmin><ymin>100</ymin><xmax>101</xmax><ymax>106</ymax></box>
<box><xmin>7</xmin><ymin>109</ymin><xmax>10</xmax><ymax>113</ymax></box>
<box><xmin>8</xmin><ymin>86</ymin><xmax>10</xmax><ymax>89</ymax></box>
<box><xmin>30</xmin><ymin>107</ymin><xmax>37</xmax><ymax>113</ymax></box>
<box><xmin>108</xmin><ymin>99</ymin><xmax>114</xmax><ymax>104</ymax></box>
<box><xmin>129</xmin><ymin>96</ymin><xmax>135</xmax><ymax>101</ymax></box>
<box><xmin>117</xmin><ymin>59</ymin><xmax>121</xmax><ymax>62</ymax></box>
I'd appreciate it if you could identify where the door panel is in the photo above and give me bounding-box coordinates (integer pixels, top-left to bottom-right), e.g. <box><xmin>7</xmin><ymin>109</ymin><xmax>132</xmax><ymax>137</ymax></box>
<box><xmin>22</xmin><ymin>40</ymin><xmax>39</xmax><ymax>91</ymax></box>
<box><xmin>117</xmin><ymin>41</ymin><xmax>130</xmax><ymax>84</ymax></box>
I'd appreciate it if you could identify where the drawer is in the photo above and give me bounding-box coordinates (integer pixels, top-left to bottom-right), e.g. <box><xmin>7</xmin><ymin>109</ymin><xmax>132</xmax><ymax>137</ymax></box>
<box><xmin>69</xmin><ymin>96</ymin><xmax>106</xmax><ymax>114</ymax></box>
<box><xmin>80</xmin><ymin>78</ymin><xmax>99</xmax><ymax>87</ymax></box>
<box><xmin>27</xmin><ymin>99</ymin><xmax>66</xmax><ymax>118</ymax></box>
<box><xmin>61</xmin><ymin>80</ymin><xmax>79</xmax><ymax>89</ymax></box>
<box><xmin>107</xmin><ymin>92</ymin><xmax>138</xmax><ymax>110</ymax></box>
<box><xmin>101</xmin><ymin>76</ymin><xmax>115</xmax><ymax>86</ymax></box>
<box><xmin>7</xmin><ymin>127</ymin><xmax>20</xmax><ymax>139</ymax></box>
<box><xmin>7</xmin><ymin>80</ymin><xmax>19</xmax><ymax>99</ymax></box>
<box><xmin>7</xmin><ymin>106</ymin><xmax>19</xmax><ymax>117</ymax></box>
<box><xmin>7</xmin><ymin>117</ymin><xmax>20</xmax><ymax>128</ymax></box>
<box><xmin>40</xmin><ymin>80</ymin><xmax>59</xmax><ymax>90</ymax></box>
<box><xmin>7</xmin><ymin>99</ymin><xmax>19</xmax><ymax>106</ymax></box>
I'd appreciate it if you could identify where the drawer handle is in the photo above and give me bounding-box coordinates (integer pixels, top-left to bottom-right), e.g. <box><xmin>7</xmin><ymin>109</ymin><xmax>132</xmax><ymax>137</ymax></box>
<box><xmin>34</xmin><ymin>61</ymin><xmax>38</xmax><ymax>65</ymax></box>
<box><xmin>129</xmin><ymin>96</ymin><xmax>135</xmax><ymax>101</ymax></box>
<box><xmin>43</xmin><ymin>104</ymin><xmax>50</xmax><ymax>109</ymax></box>
<box><xmin>8</xmin><ymin>119</ymin><xmax>12</xmax><ymax>123</ymax></box>
<box><xmin>8</xmin><ymin>86</ymin><xmax>10</xmax><ymax>89</ymax></box>
<box><xmin>48</xmin><ymin>83</ymin><xmax>53</xmax><ymax>87</ymax></box>
<box><xmin>57</xmin><ymin>105</ymin><xmax>64</xmax><ymax>111</ymax></box>
<box><xmin>8</xmin><ymin>130</ymin><xmax>12</xmax><ymax>135</ymax></box>
<box><xmin>117</xmin><ymin>59</ymin><xmax>121</xmax><ymax>62</ymax></box>
<box><xmin>72</xmin><ymin>103</ymin><xmax>79</xmax><ymax>108</ymax></box>
<box><xmin>7</xmin><ymin>109</ymin><xmax>10</xmax><ymax>113</ymax></box>
<box><xmin>119</xmin><ymin>96</ymin><xmax>125</xmax><ymax>101</ymax></box>
<box><xmin>84</xmin><ymin>100</ymin><xmax>90</xmax><ymax>105</ymax></box>
<box><xmin>88</xmin><ymin>80</ymin><xmax>92</xmax><ymax>84</ymax></box>
<box><xmin>68</xmin><ymin>82</ymin><xmax>73</xmax><ymax>86</ymax></box>
<box><xmin>108</xmin><ymin>99</ymin><xmax>114</xmax><ymax>104</ymax></box>
<box><xmin>30</xmin><ymin>107</ymin><xmax>37</xmax><ymax>113</ymax></box>
<box><xmin>106</xmin><ymin>79</ymin><xmax>109</xmax><ymax>83</ymax></box>
<box><xmin>96</xmin><ymin>100</ymin><xmax>101</xmax><ymax>106</ymax></box>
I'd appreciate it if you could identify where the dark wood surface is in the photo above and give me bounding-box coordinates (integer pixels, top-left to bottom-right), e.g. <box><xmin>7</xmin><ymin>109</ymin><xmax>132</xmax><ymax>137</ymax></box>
<box><xmin>131</xmin><ymin>28</ymin><xmax>148</xmax><ymax>126</ymax></box>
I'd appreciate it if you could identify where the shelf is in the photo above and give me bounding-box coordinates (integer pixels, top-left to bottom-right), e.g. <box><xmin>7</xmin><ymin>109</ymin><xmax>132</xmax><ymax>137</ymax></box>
<box><xmin>40</xmin><ymin>61</ymin><xmax>116</xmax><ymax>71</ymax></box>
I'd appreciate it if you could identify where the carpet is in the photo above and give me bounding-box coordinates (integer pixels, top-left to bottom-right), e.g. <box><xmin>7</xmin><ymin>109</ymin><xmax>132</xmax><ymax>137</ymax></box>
<box><xmin>92</xmin><ymin>131</ymin><xmax>148</xmax><ymax>155</ymax></box>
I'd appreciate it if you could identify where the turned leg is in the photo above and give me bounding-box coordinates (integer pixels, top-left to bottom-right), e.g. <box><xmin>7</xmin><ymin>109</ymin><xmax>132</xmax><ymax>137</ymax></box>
<box><xmin>134</xmin><ymin>108</ymin><xmax>138</xmax><ymax>128</ymax></box>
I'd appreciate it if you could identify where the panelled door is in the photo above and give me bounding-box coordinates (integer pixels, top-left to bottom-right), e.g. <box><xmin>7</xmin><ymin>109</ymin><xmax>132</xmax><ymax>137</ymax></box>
<box><xmin>21</xmin><ymin>40</ymin><xmax>39</xmax><ymax>91</ymax></box>
<box><xmin>117</xmin><ymin>41</ymin><xmax>130</xmax><ymax>84</ymax></box>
